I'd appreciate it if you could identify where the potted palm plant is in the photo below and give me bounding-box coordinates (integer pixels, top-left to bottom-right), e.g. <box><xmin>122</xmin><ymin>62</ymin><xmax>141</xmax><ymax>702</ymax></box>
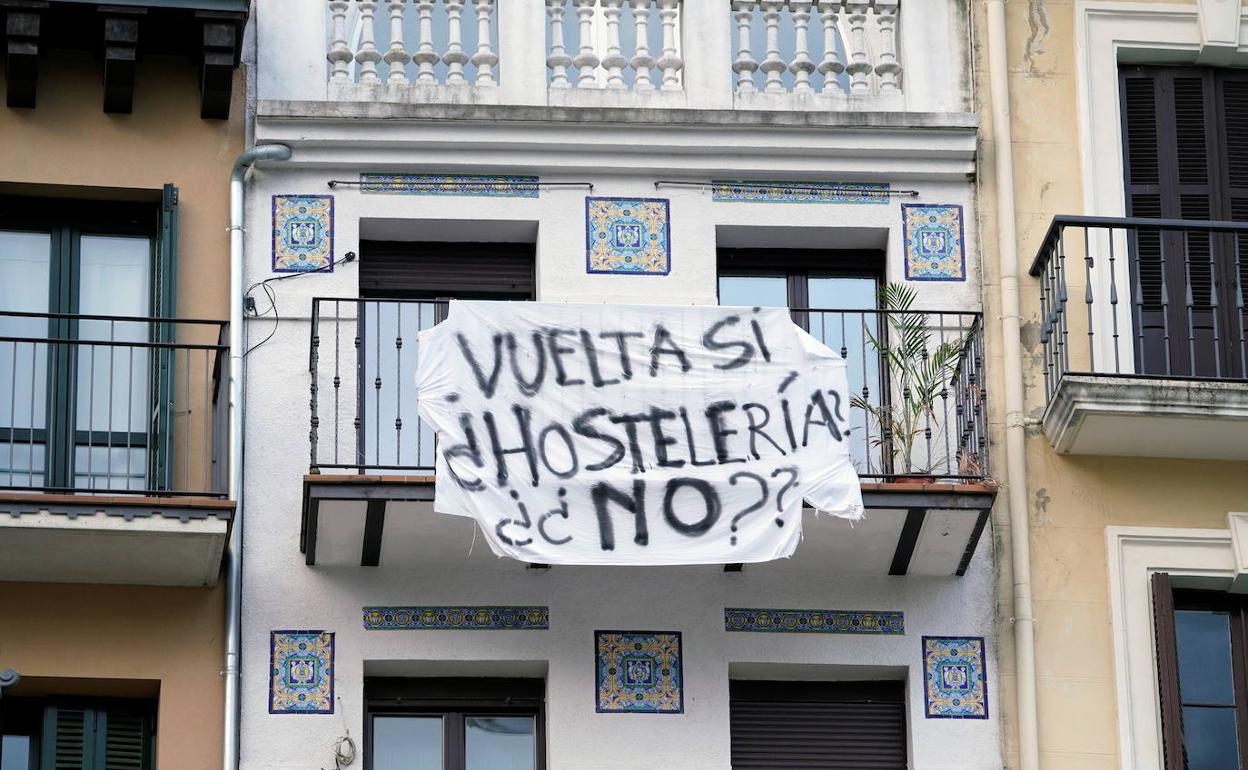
<box><xmin>851</xmin><ymin>283</ymin><xmax>970</xmax><ymax>483</ymax></box>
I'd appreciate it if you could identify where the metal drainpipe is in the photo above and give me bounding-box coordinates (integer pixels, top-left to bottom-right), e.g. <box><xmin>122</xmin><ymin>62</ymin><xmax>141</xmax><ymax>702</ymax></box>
<box><xmin>224</xmin><ymin>143</ymin><xmax>292</xmax><ymax>770</ymax></box>
<box><xmin>984</xmin><ymin>2</ymin><xmax>1040</xmax><ymax>769</ymax></box>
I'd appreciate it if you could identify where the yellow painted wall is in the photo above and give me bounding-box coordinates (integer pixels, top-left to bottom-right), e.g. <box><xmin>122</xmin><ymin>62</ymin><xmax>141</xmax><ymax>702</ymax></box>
<box><xmin>0</xmin><ymin>582</ymin><xmax>227</xmax><ymax>769</ymax></box>
<box><xmin>971</xmin><ymin>0</ymin><xmax>1248</xmax><ymax>768</ymax></box>
<box><xmin>0</xmin><ymin>48</ymin><xmax>245</xmax><ymax>770</ymax></box>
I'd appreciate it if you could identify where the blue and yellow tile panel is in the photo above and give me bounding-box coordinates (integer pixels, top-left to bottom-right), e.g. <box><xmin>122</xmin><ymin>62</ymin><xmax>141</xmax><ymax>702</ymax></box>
<box><xmin>724</xmin><ymin>608</ymin><xmax>905</xmax><ymax>635</ymax></box>
<box><xmin>923</xmin><ymin>635</ymin><xmax>989</xmax><ymax>719</ymax></box>
<box><xmin>359</xmin><ymin>174</ymin><xmax>540</xmax><ymax>198</ymax></box>
<box><xmin>272</xmin><ymin>195</ymin><xmax>333</xmax><ymax>273</ymax></box>
<box><xmin>585</xmin><ymin>197</ymin><xmax>671</xmax><ymax>275</ymax></box>
<box><xmin>712</xmin><ymin>180</ymin><xmax>890</xmax><ymax>204</ymax></box>
<box><xmin>902</xmin><ymin>203</ymin><xmax>967</xmax><ymax>281</ymax></box>
<box><xmin>595</xmin><ymin>630</ymin><xmax>683</xmax><ymax>714</ymax></box>
<box><xmin>363</xmin><ymin>606</ymin><xmax>550</xmax><ymax>630</ymax></box>
<box><xmin>269</xmin><ymin>630</ymin><xmax>334</xmax><ymax>714</ymax></box>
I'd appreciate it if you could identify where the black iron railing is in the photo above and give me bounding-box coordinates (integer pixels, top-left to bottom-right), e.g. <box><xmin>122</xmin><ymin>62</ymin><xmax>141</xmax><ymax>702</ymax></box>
<box><xmin>0</xmin><ymin>311</ymin><xmax>229</xmax><ymax>497</ymax></box>
<box><xmin>1030</xmin><ymin>216</ymin><xmax>1248</xmax><ymax>399</ymax></box>
<box><xmin>308</xmin><ymin>298</ymin><xmax>988</xmax><ymax>482</ymax></box>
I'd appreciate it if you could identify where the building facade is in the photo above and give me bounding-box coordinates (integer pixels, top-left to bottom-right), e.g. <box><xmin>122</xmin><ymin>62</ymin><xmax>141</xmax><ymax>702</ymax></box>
<box><xmin>977</xmin><ymin>0</ymin><xmax>1248</xmax><ymax>768</ymax></box>
<box><xmin>0</xmin><ymin>0</ymin><xmax>249</xmax><ymax>767</ymax></box>
<box><xmin>239</xmin><ymin>1</ymin><xmax>1002</xmax><ymax>768</ymax></box>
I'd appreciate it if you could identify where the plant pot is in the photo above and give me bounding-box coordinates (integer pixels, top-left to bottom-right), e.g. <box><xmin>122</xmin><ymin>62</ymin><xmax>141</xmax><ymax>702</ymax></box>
<box><xmin>890</xmin><ymin>474</ymin><xmax>931</xmax><ymax>485</ymax></box>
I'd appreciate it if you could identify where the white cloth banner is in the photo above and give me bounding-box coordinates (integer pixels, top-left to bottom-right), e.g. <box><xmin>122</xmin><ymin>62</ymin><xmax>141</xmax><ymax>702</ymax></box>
<box><xmin>416</xmin><ymin>301</ymin><xmax>864</xmax><ymax>565</ymax></box>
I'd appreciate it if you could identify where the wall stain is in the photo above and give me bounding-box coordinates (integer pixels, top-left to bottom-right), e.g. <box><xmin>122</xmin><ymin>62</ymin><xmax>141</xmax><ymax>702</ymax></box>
<box><xmin>1020</xmin><ymin>319</ymin><xmax>1041</xmax><ymax>353</ymax></box>
<box><xmin>1024</xmin><ymin>0</ymin><xmax>1051</xmax><ymax>76</ymax></box>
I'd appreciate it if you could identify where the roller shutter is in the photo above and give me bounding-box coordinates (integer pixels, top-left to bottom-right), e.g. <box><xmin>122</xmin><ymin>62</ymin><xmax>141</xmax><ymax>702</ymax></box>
<box><xmin>729</xmin><ymin>680</ymin><xmax>907</xmax><ymax>769</ymax></box>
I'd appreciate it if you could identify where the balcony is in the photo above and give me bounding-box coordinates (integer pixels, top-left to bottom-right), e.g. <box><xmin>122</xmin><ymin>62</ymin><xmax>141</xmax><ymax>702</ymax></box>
<box><xmin>0</xmin><ymin>311</ymin><xmax>232</xmax><ymax>586</ymax></box>
<box><xmin>301</xmin><ymin>298</ymin><xmax>995</xmax><ymax>576</ymax></box>
<box><xmin>322</xmin><ymin>0</ymin><xmax>906</xmax><ymax>112</ymax></box>
<box><xmin>1029</xmin><ymin>216</ymin><xmax>1248</xmax><ymax>461</ymax></box>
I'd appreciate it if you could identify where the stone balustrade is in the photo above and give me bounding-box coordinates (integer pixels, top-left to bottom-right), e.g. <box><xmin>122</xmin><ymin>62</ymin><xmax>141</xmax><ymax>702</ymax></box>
<box><xmin>325</xmin><ymin>0</ymin><xmax>906</xmax><ymax>110</ymax></box>
<box><xmin>731</xmin><ymin>0</ymin><xmax>902</xmax><ymax>108</ymax></box>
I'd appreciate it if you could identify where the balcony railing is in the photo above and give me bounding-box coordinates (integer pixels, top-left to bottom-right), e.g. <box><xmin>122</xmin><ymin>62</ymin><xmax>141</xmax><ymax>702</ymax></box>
<box><xmin>308</xmin><ymin>298</ymin><xmax>987</xmax><ymax>482</ymax></box>
<box><xmin>323</xmin><ymin>0</ymin><xmax>904</xmax><ymax>110</ymax></box>
<box><xmin>1029</xmin><ymin>216</ymin><xmax>1248</xmax><ymax>399</ymax></box>
<box><xmin>0</xmin><ymin>311</ymin><xmax>229</xmax><ymax>498</ymax></box>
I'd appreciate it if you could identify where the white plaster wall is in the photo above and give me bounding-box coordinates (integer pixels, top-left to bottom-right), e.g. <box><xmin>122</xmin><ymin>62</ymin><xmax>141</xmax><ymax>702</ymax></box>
<box><xmin>240</xmin><ymin>166</ymin><xmax>980</xmax><ymax>311</ymax></box>
<box><xmin>256</xmin><ymin>0</ymin><xmax>969</xmax><ymax>112</ymax></box>
<box><xmin>238</xmin><ymin>158</ymin><xmax>995</xmax><ymax>768</ymax></box>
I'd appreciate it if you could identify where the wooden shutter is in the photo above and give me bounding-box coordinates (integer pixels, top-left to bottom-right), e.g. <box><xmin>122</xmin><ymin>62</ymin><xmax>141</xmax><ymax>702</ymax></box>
<box><xmin>1216</xmin><ymin>73</ymin><xmax>1248</xmax><ymax>378</ymax></box>
<box><xmin>39</xmin><ymin>704</ymin><xmax>153</xmax><ymax>770</ymax></box>
<box><xmin>97</xmin><ymin>710</ymin><xmax>152</xmax><ymax>770</ymax></box>
<box><xmin>1151</xmin><ymin>572</ymin><xmax>1186</xmax><ymax>770</ymax></box>
<box><xmin>729</xmin><ymin>680</ymin><xmax>907</xmax><ymax>769</ymax></box>
<box><xmin>41</xmin><ymin>706</ymin><xmax>89</xmax><ymax>770</ymax></box>
<box><xmin>1119</xmin><ymin>67</ymin><xmax>1240</xmax><ymax>376</ymax></box>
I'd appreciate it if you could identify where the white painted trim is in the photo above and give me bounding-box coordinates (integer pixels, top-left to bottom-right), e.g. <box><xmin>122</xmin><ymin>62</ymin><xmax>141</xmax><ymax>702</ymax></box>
<box><xmin>1105</xmin><ymin>523</ymin><xmax>1241</xmax><ymax>770</ymax></box>
<box><xmin>1071</xmin><ymin>1</ymin><xmax>1248</xmax><ymax>379</ymax></box>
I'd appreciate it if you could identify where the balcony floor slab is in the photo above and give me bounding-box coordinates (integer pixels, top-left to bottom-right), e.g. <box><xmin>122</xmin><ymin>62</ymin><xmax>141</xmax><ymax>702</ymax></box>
<box><xmin>1043</xmin><ymin>374</ymin><xmax>1248</xmax><ymax>460</ymax></box>
<box><xmin>0</xmin><ymin>493</ymin><xmax>233</xmax><ymax>587</ymax></box>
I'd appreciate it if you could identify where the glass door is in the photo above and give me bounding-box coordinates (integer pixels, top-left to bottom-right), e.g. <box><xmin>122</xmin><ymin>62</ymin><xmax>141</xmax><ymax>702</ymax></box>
<box><xmin>717</xmin><ymin>263</ymin><xmax>883</xmax><ymax>476</ymax></box>
<box><xmin>0</xmin><ymin>210</ymin><xmax>157</xmax><ymax>493</ymax></box>
<box><xmin>0</xmin><ymin>229</ymin><xmax>52</xmax><ymax>489</ymax></box>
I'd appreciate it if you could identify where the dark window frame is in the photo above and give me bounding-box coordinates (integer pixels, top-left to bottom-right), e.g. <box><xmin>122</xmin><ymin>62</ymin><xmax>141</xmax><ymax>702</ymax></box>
<box><xmin>716</xmin><ymin>248</ymin><xmax>885</xmax><ymax>312</ymax></box>
<box><xmin>1153</xmin><ymin>574</ymin><xmax>1248</xmax><ymax>769</ymax></box>
<box><xmin>363</xmin><ymin>677</ymin><xmax>546</xmax><ymax>770</ymax></box>
<box><xmin>0</xmin><ymin>192</ymin><xmax>178</xmax><ymax>493</ymax></box>
<box><xmin>0</xmin><ymin>695</ymin><xmax>157</xmax><ymax>770</ymax></box>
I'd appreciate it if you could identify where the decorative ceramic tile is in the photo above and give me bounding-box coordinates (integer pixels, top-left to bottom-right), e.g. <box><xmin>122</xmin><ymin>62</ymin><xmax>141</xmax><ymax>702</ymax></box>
<box><xmin>712</xmin><ymin>180</ymin><xmax>890</xmax><ymax>204</ymax></box>
<box><xmin>595</xmin><ymin>631</ymin><xmax>683</xmax><ymax>713</ymax></box>
<box><xmin>902</xmin><ymin>203</ymin><xmax>966</xmax><ymax>281</ymax></box>
<box><xmin>923</xmin><ymin>636</ymin><xmax>988</xmax><ymax>719</ymax></box>
<box><xmin>272</xmin><ymin>195</ymin><xmax>333</xmax><ymax>273</ymax></box>
<box><xmin>585</xmin><ymin>197</ymin><xmax>671</xmax><ymax>275</ymax></box>
<box><xmin>362</xmin><ymin>606</ymin><xmax>550</xmax><ymax>630</ymax></box>
<box><xmin>269</xmin><ymin>630</ymin><xmax>334</xmax><ymax>714</ymax></box>
<box><xmin>724</xmin><ymin>608</ymin><xmax>904</xmax><ymax>635</ymax></box>
<box><xmin>359</xmin><ymin>174</ymin><xmax>540</xmax><ymax>198</ymax></box>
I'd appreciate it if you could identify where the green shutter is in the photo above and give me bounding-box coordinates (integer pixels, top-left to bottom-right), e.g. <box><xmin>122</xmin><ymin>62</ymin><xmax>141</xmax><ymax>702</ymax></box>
<box><xmin>148</xmin><ymin>184</ymin><xmax>179</xmax><ymax>492</ymax></box>
<box><xmin>40</xmin><ymin>706</ymin><xmax>89</xmax><ymax>770</ymax></box>
<box><xmin>40</xmin><ymin>705</ymin><xmax>154</xmax><ymax>770</ymax></box>
<box><xmin>96</xmin><ymin>710</ymin><xmax>152</xmax><ymax>770</ymax></box>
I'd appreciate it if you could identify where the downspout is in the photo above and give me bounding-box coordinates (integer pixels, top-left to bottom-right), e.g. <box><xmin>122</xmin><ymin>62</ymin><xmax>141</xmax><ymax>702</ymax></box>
<box><xmin>224</xmin><ymin>143</ymin><xmax>292</xmax><ymax>770</ymax></box>
<box><xmin>984</xmin><ymin>2</ymin><xmax>1040</xmax><ymax>769</ymax></box>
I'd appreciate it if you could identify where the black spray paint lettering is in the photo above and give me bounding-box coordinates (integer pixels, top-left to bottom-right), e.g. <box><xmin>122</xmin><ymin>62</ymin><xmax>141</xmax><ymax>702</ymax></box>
<box><xmin>770</xmin><ymin>465</ymin><xmax>800</xmax><ymax>528</ymax></box>
<box><xmin>662</xmin><ymin>478</ymin><xmax>722</xmax><ymax>537</ymax></box>
<box><xmin>453</xmin><ymin>314</ymin><xmax>774</xmax><ymax>399</ymax></box>
<box><xmin>497</xmin><ymin>489</ymin><xmax>534</xmax><ymax>547</ymax></box>
<box><xmin>592</xmin><ymin>479</ymin><xmax>649</xmax><ymax>551</ymax></box>
<box><xmin>537</xmin><ymin>488</ymin><xmax>574</xmax><ymax>546</ymax></box>
<box><xmin>441</xmin><ymin>412</ymin><xmax>487</xmax><ymax>491</ymax></box>
<box><xmin>727</xmin><ymin>471</ymin><xmax>768</xmax><ymax>546</ymax></box>
<box><xmin>648</xmin><ymin>324</ymin><xmax>692</xmax><ymax>376</ymax></box>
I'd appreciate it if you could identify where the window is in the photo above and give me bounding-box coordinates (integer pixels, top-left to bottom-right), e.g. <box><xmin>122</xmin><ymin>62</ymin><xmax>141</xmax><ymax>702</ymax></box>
<box><xmin>355</xmin><ymin>240</ymin><xmax>535</xmax><ymax>470</ymax></box>
<box><xmin>718</xmin><ymin>249</ymin><xmax>883</xmax><ymax>474</ymax></box>
<box><xmin>0</xmin><ymin>189</ymin><xmax>178</xmax><ymax>493</ymax></box>
<box><xmin>364</xmin><ymin>678</ymin><xmax>544</xmax><ymax>770</ymax></box>
<box><xmin>1153</xmin><ymin>573</ymin><xmax>1248</xmax><ymax>770</ymax></box>
<box><xmin>1119</xmin><ymin>66</ymin><xmax>1248</xmax><ymax>377</ymax></box>
<box><xmin>729</xmin><ymin>680</ymin><xmax>907</xmax><ymax>769</ymax></box>
<box><xmin>0</xmin><ymin>698</ymin><xmax>156</xmax><ymax>770</ymax></box>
